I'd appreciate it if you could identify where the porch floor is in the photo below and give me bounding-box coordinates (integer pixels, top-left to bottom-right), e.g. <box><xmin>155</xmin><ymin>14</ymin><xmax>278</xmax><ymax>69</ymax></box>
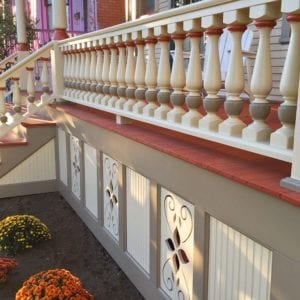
<box><xmin>0</xmin><ymin>192</ymin><xmax>143</xmax><ymax>300</ymax></box>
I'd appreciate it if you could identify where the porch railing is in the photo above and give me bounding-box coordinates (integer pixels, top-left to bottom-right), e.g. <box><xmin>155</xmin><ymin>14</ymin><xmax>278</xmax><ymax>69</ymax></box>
<box><xmin>0</xmin><ymin>42</ymin><xmax>54</xmax><ymax>137</ymax></box>
<box><xmin>1</xmin><ymin>0</ymin><xmax>300</xmax><ymax>186</ymax></box>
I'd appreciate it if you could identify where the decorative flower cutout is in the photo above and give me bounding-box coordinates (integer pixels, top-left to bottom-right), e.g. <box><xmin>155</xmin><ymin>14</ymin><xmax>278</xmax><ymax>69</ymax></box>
<box><xmin>106</xmin><ymin>180</ymin><xmax>118</xmax><ymax>209</ymax></box>
<box><xmin>166</xmin><ymin>227</ymin><xmax>189</xmax><ymax>274</ymax></box>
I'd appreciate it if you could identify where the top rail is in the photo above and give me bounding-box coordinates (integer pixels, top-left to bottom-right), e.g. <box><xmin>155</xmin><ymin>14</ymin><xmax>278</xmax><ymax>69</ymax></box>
<box><xmin>0</xmin><ymin>42</ymin><xmax>54</xmax><ymax>85</ymax></box>
<box><xmin>58</xmin><ymin>0</ymin><xmax>279</xmax><ymax>46</ymax></box>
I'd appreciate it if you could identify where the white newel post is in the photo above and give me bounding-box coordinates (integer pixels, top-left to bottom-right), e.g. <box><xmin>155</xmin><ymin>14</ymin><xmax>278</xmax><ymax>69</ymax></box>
<box><xmin>219</xmin><ymin>11</ymin><xmax>249</xmax><ymax>137</ymax></box>
<box><xmin>198</xmin><ymin>27</ymin><xmax>223</xmax><ymax>131</ymax></box>
<box><xmin>123</xmin><ymin>38</ymin><xmax>136</xmax><ymax>112</ymax></box>
<box><xmin>167</xmin><ymin>29</ymin><xmax>186</xmax><ymax>123</ymax></box>
<box><xmin>270</xmin><ymin>14</ymin><xmax>300</xmax><ymax>149</ymax></box>
<box><xmin>143</xmin><ymin>33</ymin><xmax>158</xmax><ymax>117</ymax></box>
<box><xmin>154</xmin><ymin>27</ymin><xmax>171</xmax><ymax>120</ymax></box>
<box><xmin>133</xmin><ymin>34</ymin><xmax>146</xmax><ymax>114</ymax></box>
<box><xmin>52</xmin><ymin>0</ymin><xmax>69</xmax><ymax>40</ymax></box>
<box><xmin>101</xmin><ymin>44</ymin><xmax>111</xmax><ymax>105</ymax></box>
<box><xmin>115</xmin><ymin>40</ymin><xmax>127</xmax><ymax>109</ymax></box>
<box><xmin>108</xmin><ymin>43</ymin><xmax>119</xmax><ymax>107</ymax></box>
<box><xmin>182</xmin><ymin>21</ymin><xmax>203</xmax><ymax>127</ymax></box>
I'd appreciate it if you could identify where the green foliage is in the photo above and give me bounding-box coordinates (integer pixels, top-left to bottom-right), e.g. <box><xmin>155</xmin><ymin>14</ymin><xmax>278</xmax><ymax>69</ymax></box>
<box><xmin>0</xmin><ymin>0</ymin><xmax>37</xmax><ymax>60</ymax></box>
<box><xmin>0</xmin><ymin>215</ymin><xmax>51</xmax><ymax>256</ymax></box>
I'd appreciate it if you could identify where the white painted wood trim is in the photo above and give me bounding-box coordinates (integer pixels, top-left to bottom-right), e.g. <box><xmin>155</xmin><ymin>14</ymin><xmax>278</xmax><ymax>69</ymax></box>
<box><xmin>0</xmin><ymin>139</ymin><xmax>56</xmax><ymax>185</ymax></box>
<box><xmin>126</xmin><ymin>168</ymin><xmax>150</xmax><ymax>273</ymax></box>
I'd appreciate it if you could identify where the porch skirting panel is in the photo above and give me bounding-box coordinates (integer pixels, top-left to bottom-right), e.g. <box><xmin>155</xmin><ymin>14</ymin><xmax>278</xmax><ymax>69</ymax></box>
<box><xmin>52</xmin><ymin>107</ymin><xmax>300</xmax><ymax>300</ymax></box>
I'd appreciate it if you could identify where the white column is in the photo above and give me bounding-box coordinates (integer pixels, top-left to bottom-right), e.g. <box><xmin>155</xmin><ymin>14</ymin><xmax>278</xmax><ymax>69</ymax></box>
<box><xmin>123</xmin><ymin>40</ymin><xmax>136</xmax><ymax>112</ymax></box>
<box><xmin>167</xmin><ymin>33</ymin><xmax>186</xmax><ymax>123</ymax></box>
<box><xmin>143</xmin><ymin>38</ymin><xmax>158</xmax><ymax>116</ymax></box>
<box><xmin>198</xmin><ymin>29</ymin><xmax>223</xmax><ymax>131</ymax></box>
<box><xmin>182</xmin><ymin>31</ymin><xmax>203</xmax><ymax>127</ymax></box>
<box><xmin>270</xmin><ymin>14</ymin><xmax>300</xmax><ymax>149</ymax></box>
<box><xmin>154</xmin><ymin>35</ymin><xmax>171</xmax><ymax>120</ymax></box>
<box><xmin>115</xmin><ymin>42</ymin><xmax>127</xmax><ymax>109</ymax></box>
<box><xmin>218</xmin><ymin>24</ymin><xmax>247</xmax><ymax>137</ymax></box>
<box><xmin>15</xmin><ymin>0</ymin><xmax>27</xmax><ymax>50</ymax></box>
<box><xmin>242</xmin><ymin>20</ymin><xmax>276</xmax><ymax>142</ymax></box>
<box><xmin>52</xmin><ymin>0</ymin><xmax>68</xmax><ymax>40</ymax></box>
<box><xmin>108</xmin><ymin>44</ymin><xmax>119</xmax><ymax>107</ymax></box>
<box><xmin>133</xmin><ymin>39</ymin><xmax>146</xmax><ymax>114</ymax></box>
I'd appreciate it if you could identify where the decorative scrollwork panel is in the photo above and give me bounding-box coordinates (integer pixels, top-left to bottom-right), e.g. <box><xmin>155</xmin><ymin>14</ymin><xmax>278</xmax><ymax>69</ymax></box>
<box><xmin>160</xmin><ymin>188</ymin><xmax>195</xmax><ymax>300</ymax></box>
<box><xmin>103</xmin><ymin>153</ymin><xmax>119</xmax><ymax>241</ymax></box>
<box><xmin>70</xmin><ymin>135</ymin><xmax>81</xmax><ymax>200</ymax></box>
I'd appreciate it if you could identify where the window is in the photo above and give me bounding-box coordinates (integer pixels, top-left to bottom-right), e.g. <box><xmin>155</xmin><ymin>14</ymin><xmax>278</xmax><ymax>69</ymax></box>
<box><xmin>171</xmin><ymin>0</ymin><xmax>202</xmax><ymax>8</ymax></box>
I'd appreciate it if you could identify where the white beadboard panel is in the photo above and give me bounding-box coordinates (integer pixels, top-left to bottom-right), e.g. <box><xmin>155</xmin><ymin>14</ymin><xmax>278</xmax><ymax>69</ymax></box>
<box><xmin>84</xmin><ymin>143</ymin><xmax>98</xmax><ymax>218</ymax></box>
<box><xmin>103</xmin><ymin>153</ymin><xmax>119</xmax><ymax>241</ymax></box>
<box><xmin>58</xmin><ymin>128</ymin><xmax>68</xmax><ymax>186</ymax></box>
<box><xmin>160</xmin><ymin>187</ymin><xmax>195</xmax><ymax>300</ymax></box>
<box><xmin>0</xmin><ymin>139</ymin><xmax>56</xmax><ymax>185</ymax></box>
<box><xmin>70</xmin><ymin>135</ymin><xmax>81</xmax><ymax>200</ymax></box>
<box><xmin>208</xmin><ymin>217</ymin><xmax>273</xmax><ymax>300</ymax></box>
<box><xmin>126</xmin><ymin>168</ymin><xmax>150</xmax><ymax>273</ymax></box>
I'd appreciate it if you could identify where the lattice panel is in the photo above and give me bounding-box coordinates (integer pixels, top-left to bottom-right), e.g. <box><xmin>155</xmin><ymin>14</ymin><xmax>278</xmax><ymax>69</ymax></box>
<box><xmin>103</xmin><ymin>153</ymin><xmax>119</xmax><ymax>241</ymax></box>
<box><xmin>208</xmin><ymin>217</ymin><xmax>273</xmax><ymax>300</ymax></box>
<box><xmin>160</xmin><ymin>187</ymin><xmax>195</xmax><ymax>300</ymax></box>
<box><xmin>70</xmin><ymin>135</ymin><xmax>81</xmax><ymax>200</ymax></box>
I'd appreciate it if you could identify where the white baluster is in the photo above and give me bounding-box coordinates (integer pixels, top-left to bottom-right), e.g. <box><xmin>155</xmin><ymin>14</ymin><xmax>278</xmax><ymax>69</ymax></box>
<box><xmin>182</xmin><ymin>31</ymin><xmax>203</xmax><ymax>127</ymax></box>
<box><xmin>242</xmin><ymin>20</ymin><xmax>276</xmax><ymax>142</ymax></box>
<box><xmin>12</xmin><ymin>77</ymin><xmax>22</xmax><ymax>122</ymax></box>
<box><xmin>219</xmin><ymin>24</ymin><xmax>247</xmax><ymax>137</ymax></box>
<box><xmin>115</xmin><ymin>42</ymin><xmax>127</xmax><ymax>109</ymax></box>
<box><xmin>40</xmin><ymin>58</ymin><xmax>50</xmax><ymax>103</ymax></box>
<box><xmin>108</xmin><ymin>44</ymin><xmax>119</xmax><ymax>107</ymax></box>
<box><xmin>199</xmin><ymin>28</ymin><xmax>223</xmax><ymax>131</ymax></box>
<box><xmin>143</xmin><ymin>37</ymin><xmax>158</xmax><ymax>116</ymax></box>
<box><xmin>167</xmin><ymin>32</ymin><xmax>186</xmax><ymax>123</ymax></box>
<box><xmin>0</xmin><ymin>87</ymin><xmax>8</xmax><ymax>131</ymax></box>
<box><xmin>63</xmin><ymin>49</ymin><xmax>68</xmax><ymax>95</ymax></box>
<box><xmin>72</xmin><ymin>46</ymin><xmax>81</xmax><ymax>98</ymax></box>
<box><xmin>75</xmin><ymin>44</ymin><xmax>85</xmax><ymax>98</ymax></box>
<box><xmin>154</xmin><ymin>35</ymin><xmax>171</xmax><ymax>120</ymax></box>
<box><xmin>270</xmin><ymin>14</ymin><xmax>300</xmax><ymax>149</ymax></box>
<box><xmin>123</xmin><ymin>40</ymin><xmax>136</xmax><ymax>112</ymax></box>
<box><xmin>94</xmin><ymin>45</ymin><xmax>104</xmax><ymax>103</ymax></box>
<box><xmin>83</xmin><ymin>47</ymin><xmax>91</xmax><ymax>101</ymax></box>
<box><xmin>101</xmin><ymin>44</ymin><xmax>111</xmax><ymax>105</ymax></box>
<box><xmin>133</xmin><ymin>38</ymin><xmax>146</xmax><ymax>114</ymax></box>
<box><xmin>88</xmin><ymin>46</ymin><xmax>97</xmax><ymax>102</ymax></box>
<box><xmin>26</xmin><ymin>67</ymin><xmax>36</xmax><ymax>113</ymax></box>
